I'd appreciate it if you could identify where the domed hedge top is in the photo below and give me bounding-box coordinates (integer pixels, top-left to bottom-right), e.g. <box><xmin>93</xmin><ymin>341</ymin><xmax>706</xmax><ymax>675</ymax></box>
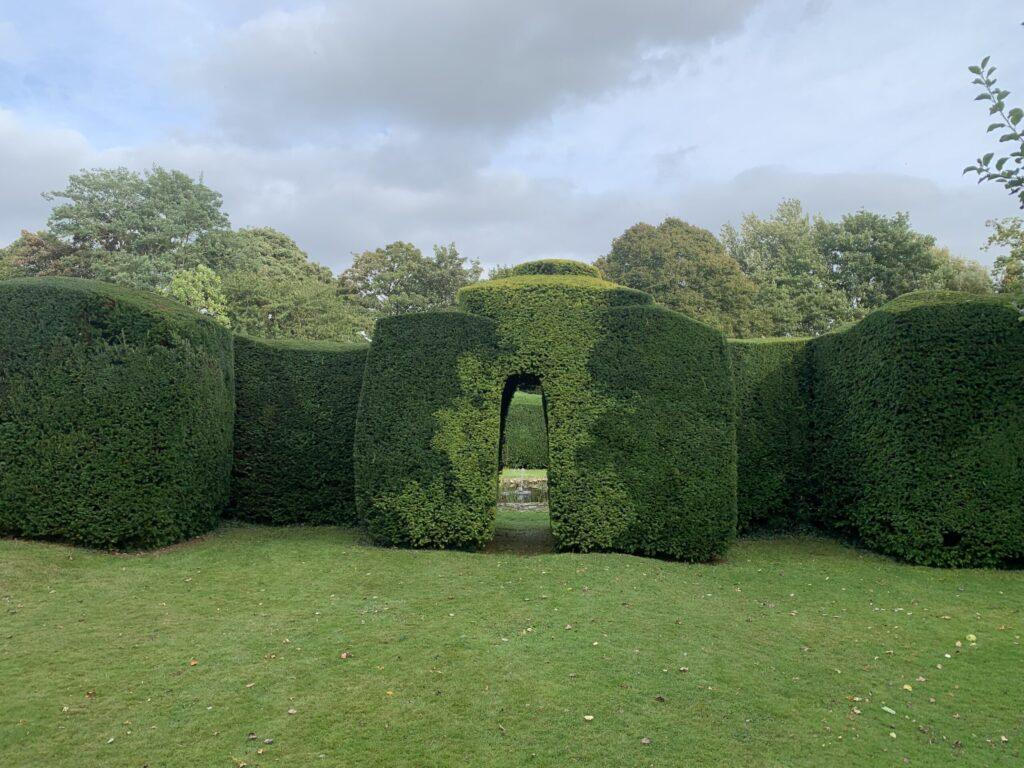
<box><xmin>458</xmin><ymin>273</ymin><xmax>652</xmax><ymax>320</ymax></box>
<box><xmin>508</xmin><ymin>259</ymin><xmax>602</xmax><ymax>278</ymax></box>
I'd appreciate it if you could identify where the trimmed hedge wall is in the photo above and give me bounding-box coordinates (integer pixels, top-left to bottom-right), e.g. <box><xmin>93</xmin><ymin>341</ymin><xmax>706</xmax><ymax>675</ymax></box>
<box><xmin>0</xmin><ymin>277</ymin><xmax>234</xmax><ymax>549</ymax></box>
<box><xmin>509</xmin><ymin>259</ymin><xmax>601</xmax><ymax>278</ymax></box>
<box><xmin>728</xmin><ymin>338</ymin><xmax>810</xmax><ymax>532</ymax></box>
<box><xmin>231</xmin><ymin>336</ymin><xmax>368</xmax><ymax>525</ymax></box>
<box><xmin>809</xmin><ymin>291</ymin><xmax>1024</xmax><ymax>567</ymax></box>
<box><xmin>585</xmin><ymin>305</ymin><xmax>736</xmax><ymax>560</ymax></box>
<box><xmin>501</xmin><ymin>390</ymin><xmax>548</xmax><ymax>468</ymax></box>
<box><xmin>459</xmin><ymin>272</ymin><xmax>650</xmax><ymax>552</ymax></box>
<box><xmin>354</xmin><ymin>310</ymin><xmax>501</xmax><ymax>548</ymax></box>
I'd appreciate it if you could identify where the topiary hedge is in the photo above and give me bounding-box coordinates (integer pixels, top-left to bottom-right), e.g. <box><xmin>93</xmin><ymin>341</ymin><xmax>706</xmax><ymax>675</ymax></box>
<box><xmin>231</xmin><ymin>336</ymin><xmax>368</xmax><ymax>525</ymax></box>
<box><xmin>584</xmin><ymin>304</ymin><xmax>736</xmax><ymax>560</ymax></box>
<box><xmin>501</xmin><ymin>390</ymin><xmax>548</xmax><ymax>468</ymax></box>
<box><xmin>808</xmin><ymin>291</ymin><xmax>1024</xmax><ymax>567</ymax></box>
<box><xmin>354</xmin><ymin>310</ymin><xmax>501</xmax><ymax>548</ymax></box>
<box><xmin>728</xmin><ymin>338</ymin><xmax>810</xmax><ymax>532</ymax></box>
<box><xmin>0</xmin><ymin>277</ymin><xmax>234</xmax><ymax>549</ymax></box>
<box><xmin>509</xmin><ymin>259</ymin><xmax>602</xmax><ymax>278</ymax></box>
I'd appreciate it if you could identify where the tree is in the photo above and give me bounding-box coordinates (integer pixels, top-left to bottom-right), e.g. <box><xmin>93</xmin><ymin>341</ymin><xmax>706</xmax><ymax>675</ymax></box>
<box><xmin>596</xmin><ymin>217</ymin><xmax>766</xmax><ymax>337</ymax></box>
<box><xmin>813</xmin><ymin>210</ymin><xmax>942</xmax><ymax>312</ymax></box>
<box><xmin>965</xmin><ymin>48</ymin><xmax>1024</xmax><ymax>207</ymax></box>
<box><xmin>0</xmin><ymin>229</ymin><xmax>85</xmax><ymax>279</ymax></box>
<box><xmin>222</xmin><ymin>270</ymin><xmax>373</xmax><ymax>342</ymax></box>
<box><xmin>931</xmin><ymin>246</ymin><xmax>994</xmax><ymax>294</ymax></box>
<box><xmin>41</xmin><ymin>166</ymin><xmax>230</xmax><ymax>288</ymax></box>
<box><xmin>722</xmin><ymin>200</ymin><xmax>852</xmax><ymax>336</ymax></box>
<box><xmin>341</xmin><ymin>241</ymin><xmax>482</xmax><ymax>316</ymax></box>
<box><xmin>167</xmin><ymin>265</ymin><xmax>230</xmax><ymax>326</ymax></box>
<box><xmin>985</xmin><ymin>217</ymin><xmax>1024</xmax><ymax>292</ymax></box>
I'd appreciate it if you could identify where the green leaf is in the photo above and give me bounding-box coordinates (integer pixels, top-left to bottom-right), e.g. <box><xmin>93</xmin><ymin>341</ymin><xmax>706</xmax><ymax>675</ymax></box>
<box><xmin>975</xmin><ymin>93</ymin><xmax>992</xmax><ymax>100</ymax></box>
<box><xmin>988</xmin><ymin>122</ymin><xmax>1005</xmax><ymax>132</ymax></box>
<box><xmin>1009</xmin><ymin>108</ymin><xmax>1023</xmax><ymax>125</ymax></box>
<box><xmin>996</xmin><ymin>157</ymin><xmax>1009</xmax><ymax>171</ymax></box>
<box><xmin>983</xmin><ymin>152</ymin><xmax>995</xmax><ymax>164</ymax></box>
<box><xmin>969</xmin><ymin>65</ymin><xmax>982</xmax><ymax>75</ymax></box>
<box><xmin>981</xmin><ymin>55</ymin><xmax>990</xmax><ymax>69</ymax></box>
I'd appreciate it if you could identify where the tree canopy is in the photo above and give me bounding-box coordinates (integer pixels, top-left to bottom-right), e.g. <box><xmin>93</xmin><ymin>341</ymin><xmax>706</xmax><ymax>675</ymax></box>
<box><xmin>596</xmin><ymin>217</ymin><xmax>765</xmax><ymax>337</ymax></box>
<box><xmin>340</xmin><ymin>241</ymin><xmax>482</xmax><ymax>316</ymax></box>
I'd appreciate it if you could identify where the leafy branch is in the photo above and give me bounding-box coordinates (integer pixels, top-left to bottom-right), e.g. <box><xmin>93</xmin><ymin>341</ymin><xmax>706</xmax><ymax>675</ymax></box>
<box><xmin>964</xmin><ymin>47</ymin><xmax>1024</xmax><ymax>207</ymax></box>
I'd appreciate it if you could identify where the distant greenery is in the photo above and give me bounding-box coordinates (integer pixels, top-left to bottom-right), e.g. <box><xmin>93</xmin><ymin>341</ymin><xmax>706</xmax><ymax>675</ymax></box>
<box><xmin>340</xmin><ymin>240</ymin><xmax>482</xmax><ymax>316</ymax></box>
<box><xmin>501</xmin><ymin>390</ymin><xmax>548</xmax><ymax>469</ymax></box>
<box><xmin>596</xmin><ymin>217</ymin><xmax>763</xmax><ymax>337</ymax></box>
<box><xmin>2</xmin><ymin>526</ymin><xmax>1021</xmax><ymax>767</ymax></box>
<box><xmin>0</xmin><ymin>167</ymin><xmax>482</xmax><ymax>343</ymax></box>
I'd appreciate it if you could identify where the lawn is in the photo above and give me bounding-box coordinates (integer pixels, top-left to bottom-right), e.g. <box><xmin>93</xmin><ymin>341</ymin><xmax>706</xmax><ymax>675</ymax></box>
<box><xmin>1</xmin><ymin>523</ymin><xmax>1022</xmax><ymax>767</ymax></box>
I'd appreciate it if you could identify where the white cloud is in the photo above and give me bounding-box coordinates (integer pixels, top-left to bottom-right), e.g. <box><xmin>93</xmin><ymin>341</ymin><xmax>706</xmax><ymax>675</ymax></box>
<box><xmin>199</xmin><ymin>0</ymin><xmax>763</xmax><ymax>140</ymax></box>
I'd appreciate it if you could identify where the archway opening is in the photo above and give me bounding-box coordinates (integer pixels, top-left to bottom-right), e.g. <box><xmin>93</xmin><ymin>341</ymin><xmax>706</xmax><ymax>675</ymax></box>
<box><xmin>488</xmin><ymin>373</ymin><xmax>554</xmax><ymax>553</ymax></box>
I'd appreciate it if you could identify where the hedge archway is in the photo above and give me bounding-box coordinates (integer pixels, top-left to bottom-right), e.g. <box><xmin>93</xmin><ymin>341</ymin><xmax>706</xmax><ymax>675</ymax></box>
<box><xmin>354</xmin><ymin>267</ymin><xmax>737</xmax><ymax>558</ymax></box>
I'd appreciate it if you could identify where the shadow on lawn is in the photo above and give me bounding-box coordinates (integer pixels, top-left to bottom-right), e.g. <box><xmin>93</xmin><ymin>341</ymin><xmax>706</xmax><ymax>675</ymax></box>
<box><xmin>483</xmin><ymin>504</ymin><xmax>555</xmax><ymax>555</ymax></box>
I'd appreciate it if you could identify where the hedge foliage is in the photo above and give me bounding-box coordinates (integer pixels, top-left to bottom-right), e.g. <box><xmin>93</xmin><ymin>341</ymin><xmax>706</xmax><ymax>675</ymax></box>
<box><xmin>585</xmin><ymin>305</ymin><xmax>736</xmax><ymax>560</ymax></box>
<box><xmin>231</xmin><ymin>336</ymin><xmax>368</xmax><ymax>525</ymax></box>
<box><xmin>728</xmin><ymin>338</ymin><xmax>810</xmax><ymax>532</ymax></box>
<box><xmin>809</xmin><ymin>291</ymin><xmax>1024</xmax><ymax>567</ymax></box>
<box><xmin>458</xmin><ymin>267</ymin><xmax>736</xmax><ymax>558</ymax></box>
<box><xmin>509</xmin><ymin>259</ymin><xmax>602</xmax><ymax>278</ymax></box>
<box><xmin>501</xmin><ymin>390</ymin><xmax>548</xmax><ymax>468</ymax></box>
<box><xmin>354</xmin><ymin>310</ymin><xmax>501</xmax><ymax>548</ymax></box>
<box><xmin>0</xmin><ymin>277</ymin><xmax>234</xmax><ymax>549</ymax></box>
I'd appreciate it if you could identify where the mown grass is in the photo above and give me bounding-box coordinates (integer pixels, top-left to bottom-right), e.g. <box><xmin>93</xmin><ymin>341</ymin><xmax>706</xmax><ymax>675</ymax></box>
<box><xmin>1</xmin><ymin>524</ymin><xmax>1022</xmax><ymax>767</ymax></box>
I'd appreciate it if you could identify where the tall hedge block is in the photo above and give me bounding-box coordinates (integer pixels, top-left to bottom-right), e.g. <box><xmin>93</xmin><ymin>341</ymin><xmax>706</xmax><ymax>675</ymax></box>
<box><xmin>585</xmin><ymin>305</ymin><xmax>736</xmax><ymax>560</ymax></box>
<box><xmin>354</xmin><ymin>311</ymin><xmax>501</xmax><ymax>548</ymax></box>
<box><xmin>728</xmin><ymin>338</ymin><xmax>810</xmax><ymax>532</ymax></box>
<box><xmin>231</xmin><ymin>336</ymin><xmax>368</xmax><ymax>525</ymax></box>
<box><xmin>0</xmin><ymin>277</ymin><xmax>234</xmax><ymax>549</ymax></box>
<box><xmin>809</xmin><ymin>292</ymin><xmax>1024</xmax><ymax>567</ymax></box>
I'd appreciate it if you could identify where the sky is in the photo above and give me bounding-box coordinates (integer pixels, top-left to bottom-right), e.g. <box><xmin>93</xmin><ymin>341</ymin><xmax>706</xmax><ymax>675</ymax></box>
<box><xmin>1</xmin><ymin>0</ymin><xmax>1022</xmax><ymax>272</ymax></box>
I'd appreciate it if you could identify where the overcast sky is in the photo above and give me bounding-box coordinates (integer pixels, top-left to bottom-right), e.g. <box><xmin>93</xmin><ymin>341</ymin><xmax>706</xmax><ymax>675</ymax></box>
<box><xmin>1</xmin><ymin>1</ymin><xmax>1022</xmax><ymax>271</ymax></box>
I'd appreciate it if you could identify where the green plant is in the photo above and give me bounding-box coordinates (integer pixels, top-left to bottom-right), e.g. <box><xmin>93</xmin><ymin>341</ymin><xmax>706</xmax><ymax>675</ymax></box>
<box><xmin>508</xmin><ymin>259</ymin><xmax>602</xmax><ymax>278</ymax></box>
<box><xmin>501</xmin><ymin>390</ymin><xmax>548</xmax><ymax>468</ymax></box>
<box><xmin>584</xmin><ymin>304</ymin><xmax>736</xmax><ymax>560</ymax></box>
<box><xmin>965</xmin><ymin>51</ymin><xmax>1024</xmax><ymax>206</ymax></box>
<box><xmin>728</xmin><ymin>338</ymin><xmax>811</xmax><ymax>532</ymax></box>
<box><xmin>808</xmin><ymin>291</ymin><xmax>1024</xmax><ymax>567</ymax></box>
<box><xmin>0</xmin><ymin>277</ymin><xmax>234</xmax><ymax>549</ymax></box>
<box><xmin>231</xmin><ymin>336</ymin><xmax>369</xmax><ymax>525</ymax></box>
<box><xmin>354</xmin><ymin>310</ymin><xmax>501</xmax><ymax>548</ymax></box>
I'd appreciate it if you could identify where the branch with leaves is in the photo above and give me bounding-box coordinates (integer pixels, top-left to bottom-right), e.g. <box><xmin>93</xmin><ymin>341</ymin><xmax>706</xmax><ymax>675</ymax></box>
<box><xmin>965</xmin><ymin>48</ymin><xmax>1024</xmax><ymax>207</ymax></box>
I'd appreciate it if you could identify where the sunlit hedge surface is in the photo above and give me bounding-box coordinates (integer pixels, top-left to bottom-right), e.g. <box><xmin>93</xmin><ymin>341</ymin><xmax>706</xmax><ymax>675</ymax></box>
<box><xmin>231</xmin><ymin>336</ymin><xmax>368</xmax><ymax>525</ymax></box>
<box><xmin>354</xmin><ymin>310</ymin><xmax>500</xmax><ymax>548</ymax></box>
<box><xmin>809</xmin><ymin>292</ymin><xmax>1024</xmax><ymax>567</ymax></box>
<box><xmin>0</xmin><ymin>277</ymin><xmax>234</xmax><ymax>549</ymax></box>
<box><xmin>728</xmin><ymin>338</ymin><xmax>810</xmax><ymax>532</ymax></box>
